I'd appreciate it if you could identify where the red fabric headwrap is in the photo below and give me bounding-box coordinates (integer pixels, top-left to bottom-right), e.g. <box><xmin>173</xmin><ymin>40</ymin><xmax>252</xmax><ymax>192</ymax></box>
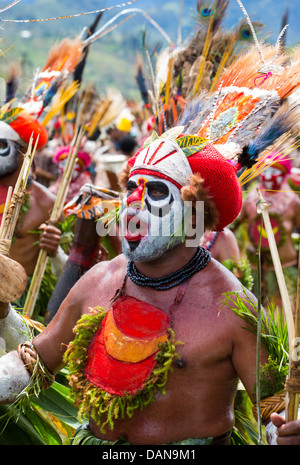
<box><xmin>127</xmin><ymin>142</ymin><xmax>243</xmax><ymax>231</ymax></box>
<box><xmin>186</xmin><ymin>144</ymin><xmax>243</xmax><ymax>231</ymax></box>
<box><xmin>9</xmin><ymin>111</ymin><xmax>48</xmax><ymax>149</ymax></box>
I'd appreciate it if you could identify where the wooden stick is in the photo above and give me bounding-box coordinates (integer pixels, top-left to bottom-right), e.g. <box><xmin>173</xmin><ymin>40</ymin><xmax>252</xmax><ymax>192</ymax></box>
<box><xmin>257</xmin><ymin>190</ymin><xmax>298</xmax><ymax>421</ymax></box>
<box><xmin>285</xmin><ymin>242</ymin><xmax>300</xmax><ymax>422</ymax></box>
<box><xmin>0</xmin><ymin>134</ymin><xmax>38</xmax><ymax>303</ymax></box>
<box><xmin>257</xmin><ymin>190</ymin><xmax>295</xmax><ymax>350</ymax></box>
<box><xmin>0</xmin><ymin>186</ymin><xmax>13</xmax><ymax>244</ymax></box>
<box><xmin>22</xmin><ymin>126</ymin><xmax>86</xmax><ymax>317</ymax></box>
<box><xmin>0</xmin><ymin>134</ymin><xmax>37</xmax><ymax>251</ymax></box>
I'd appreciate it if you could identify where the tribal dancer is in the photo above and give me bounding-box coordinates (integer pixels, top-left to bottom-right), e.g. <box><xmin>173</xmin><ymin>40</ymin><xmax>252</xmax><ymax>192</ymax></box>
<box><xmin>238</xmin><ymin>153</ymin><xmax>300</xmax><ymax>311</ymax></box>
<box><xmin>0</xmin><ymin>34</ymin><xmax>86</xmax><ymax>318</ymax></box>
<box><xmin>2</xmin><ymin>0</ymin><xmax>300</xmax><ymax>439</ymax></box>
<box><xmin>49</xmin><ymin>145</ymin><xmax>92</xmax><ymax>204</ymax></box>
<box><xmin>0</xmin><ymin>110</ymin><xmax>64</xmax><ymax>316</ymax></box>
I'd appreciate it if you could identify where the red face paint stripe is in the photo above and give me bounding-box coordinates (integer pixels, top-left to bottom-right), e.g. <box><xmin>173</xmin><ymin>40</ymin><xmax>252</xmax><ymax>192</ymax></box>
<box><xmin>126</xmin><ymin>178</ymin><xmax>147</xmax><ymax>207</ymax></box>
<box><xmin>152</xmin><ymin>149</ymin><xmax>177</xmax><ymax>165</ymax></box>
<box><xmin>143</xmin><ymin>145</ymin><xmax>150</xmax><ymax>164</ymax></box>
<box><xmin>148</xmin><ymin>141</ymin><xmax>165</xmax><ymax>164</ymax></box>
<box><xmin>129</xmin><ymin>168</ymin><xmax>182</xmax><ymax>189</ymax></box>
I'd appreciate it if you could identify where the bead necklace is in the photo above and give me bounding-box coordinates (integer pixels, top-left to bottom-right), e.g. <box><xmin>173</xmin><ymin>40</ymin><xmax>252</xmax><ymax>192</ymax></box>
<box><xmin>127</xmin><ymin>246</ymin><xmax>211</xmax><ymax>290</ymax></box>
<box><xmin>200</xmin><ymin>231</ymin><xmax>219</xmax><ymax>251</ymax></box>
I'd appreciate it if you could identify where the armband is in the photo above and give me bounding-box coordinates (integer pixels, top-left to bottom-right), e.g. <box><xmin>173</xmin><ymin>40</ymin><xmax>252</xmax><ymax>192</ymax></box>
<box><xmin>17</xmin><ymin>340</ymin><xmax>55</xmax><ymax>390</ymax></box>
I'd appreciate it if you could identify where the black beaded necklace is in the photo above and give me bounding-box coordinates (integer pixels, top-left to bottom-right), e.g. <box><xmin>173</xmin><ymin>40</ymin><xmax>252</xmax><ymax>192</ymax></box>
<box><xmin>127</xmin><ymin>246</ymin><xmax>211</xmax><ymax>290</ymax></box>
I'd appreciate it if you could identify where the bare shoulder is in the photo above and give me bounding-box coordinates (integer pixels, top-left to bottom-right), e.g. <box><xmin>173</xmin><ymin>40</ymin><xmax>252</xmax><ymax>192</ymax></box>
<box><xmin>80</xmin><ymin>254</ymin><xmax>127</xmax><ymax>283</ymax></box>
<box><xmin>190</xmin><ymin>258</ymin><xmax>256</xmax><ymax>319</ymax></box>
<box><xmin>69</xmin><ymin>254</ymin><xmax>128</xmax><ymax>314</ymax></box>
<box><xmin>30</xmin><ymin>180</ymin><xmax>56</xmax><ymax>206</ymax></box>
<box><xmin>218</xmin><ymin>228</ymin><xmax>235</xmax><ymax>241</ymax></box>
<box><xmin>194</xmin><ymin>258</ymin><xmax>245</xmax><ymax>292</ymax></box>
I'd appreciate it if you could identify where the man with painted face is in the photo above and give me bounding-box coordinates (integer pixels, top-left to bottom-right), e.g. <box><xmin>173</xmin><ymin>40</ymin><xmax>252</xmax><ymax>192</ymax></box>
<box><xmin>0</xmin><ymin>131</ymin><xmax>300</xmax><ymax>446</ymax></box>
<box><xmin>49</xmin><ymin>145</ymin><xmax>92</xmax><ymax>204</ymax></box>
<box><xmin>238</xmin><ymin>152</ymin><xmax>300</xmax><ymax>311</ymax></box>
<box><xmin>0</xmin><ymin>110</ymin><xmax>64</xmax><ymax>291</ymax></box>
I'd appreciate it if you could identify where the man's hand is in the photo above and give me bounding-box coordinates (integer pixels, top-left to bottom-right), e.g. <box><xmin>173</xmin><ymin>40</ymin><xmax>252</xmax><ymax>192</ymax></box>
<box><xmin>39</xmin><ymin>223</ymin><xmax>61</xmax><ymax>257</ymax></box>
<box><xmin>271</xmin><ymin>412</ymin><xmax>300</xmax><ymax>445</ymax></box>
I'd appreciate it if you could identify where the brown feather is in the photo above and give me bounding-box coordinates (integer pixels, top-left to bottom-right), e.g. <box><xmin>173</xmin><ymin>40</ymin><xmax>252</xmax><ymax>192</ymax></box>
<box><xmin>43</xmin><ymin>37</ymin><xmax>84</xmax><ymax>74</ymax></box>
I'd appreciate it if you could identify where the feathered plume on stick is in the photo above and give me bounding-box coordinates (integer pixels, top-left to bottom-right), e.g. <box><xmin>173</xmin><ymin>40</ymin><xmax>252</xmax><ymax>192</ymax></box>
<box><xmin>73</xmin><ymin>12</ymin><xmax>104</xmax><ymax>85</ymax></box>
<box><xmin>21</xmin><ymin>37</ymin><xmax>84</xmax><ymax>117</ymax></box>
<box><xmin>0</xmin><ymin>0</ymin><xmax>21</xmax><ymax>14</ymax></box>
<box><xmin>41</xmin><ymin>80</ymin><xmax>80</xmax><ymax>127</ymax></box>
<box><xmin>279</xmin><ymin>6</ymin><xmax>289</xmax><ymax>50</ymax></box>
<box><xmin>135</xmin><ymin>53</ymin><xmax>149</xmax><ymax>105</ymax></box>
<box><xmin>5</xmin><ymin>62</ymin><xmax>20</xmax><ymax>103</ymax></box>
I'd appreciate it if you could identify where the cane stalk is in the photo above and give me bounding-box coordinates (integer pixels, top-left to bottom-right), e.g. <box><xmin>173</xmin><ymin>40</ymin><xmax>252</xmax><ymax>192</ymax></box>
<box><xmin>285</xmin><ymin>243</ymin><xmax>300</xmax><ymax>422</ymax></box>
<box><xmin>22</xmin><ymin>125</ymin><xmax>86</xmax><ymax>317</ymax></box>
<box><xmin>255</xmin><ymin>216</ymin><xmax>263</xmax><ymax>444</ymax></box>
<box><xmin>256</xmin><ymin>190</ymin><xmax>297</xmax><ymax>421</ymax></box>
<box><xmin>0</xmin><ymin>135</ymin><xmax>37</xmax><ymax>252</ymax></box>
<box><xmin>0</xmin><ymin>134</ymin><xmax>38</xmax><ymax>302</ymax></box>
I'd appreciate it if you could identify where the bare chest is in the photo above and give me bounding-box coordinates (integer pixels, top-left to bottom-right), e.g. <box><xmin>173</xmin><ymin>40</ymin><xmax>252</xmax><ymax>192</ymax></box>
<box><xmin>93</xmin><ymin>277</ymin><xmax>233</xmax><ymax>370</ymax></box>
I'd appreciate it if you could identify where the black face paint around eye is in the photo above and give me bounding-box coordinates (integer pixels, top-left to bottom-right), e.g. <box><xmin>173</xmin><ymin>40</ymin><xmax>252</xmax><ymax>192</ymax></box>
<box><xmin>0</xmin><ymin>139</ymin><xmax>20</xmax><ymax>178</ymax></box>
<box><xmin>126</xmin><ymin>180</ymin><xmax>138</xmax><ymax>194</ymax></box>
<box><xmin>145</xmin><ymin>194</ymin><xmax>174</xmax><ymax>218</ymax></box>
<box><xmin>146</xmin><ymin>181</ymin><xmax>169</xmax><ymax>200</ymax></box>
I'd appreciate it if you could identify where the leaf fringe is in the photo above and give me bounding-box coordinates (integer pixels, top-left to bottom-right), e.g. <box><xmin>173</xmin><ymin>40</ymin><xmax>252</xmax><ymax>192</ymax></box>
<box><xmin>64</xmin><ymin>307</ymin><xmax>181</xmax><ymax>433</ymax></box>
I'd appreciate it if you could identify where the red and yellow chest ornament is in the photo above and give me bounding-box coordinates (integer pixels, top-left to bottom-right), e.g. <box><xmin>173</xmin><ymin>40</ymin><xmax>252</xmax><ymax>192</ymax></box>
<box><xmin>64</xmin><ymin>296</ymin><xmax>182</xmax><ymax>432</ymax></box>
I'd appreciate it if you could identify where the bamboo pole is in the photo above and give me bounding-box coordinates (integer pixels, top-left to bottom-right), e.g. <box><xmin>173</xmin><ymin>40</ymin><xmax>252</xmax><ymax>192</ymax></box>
<box><xmin>22</xmin><ymin>125</ymin><xmax>86</xmax><ymax>317</ymax></box>
<box><xmin>255</xmin><ymin>216</ymin><xmax>263</xmax><ymax>444</ymax></box>
<box><xmin>0</xmin><ymin>135</ymin><xmax>37</xmax><ymax>252</ymax></box>
<box><xmin>285</xmin><ymin>242</ymin><xmax>300</xmax><ymax>422</ymax></box>
<box><xmin>0</xmin><ymin>186</ymin><xmax>13</xmax><ymax>240</ymax></box>
<box><xmin>0</xmin><ymin>134</ymin><xmax>38</xmax><ymax>303</ymax></box>
<box><xmin>257</xmin><ymin>190</ymin><xmax>298</xmax><ymax>421</ymax></box>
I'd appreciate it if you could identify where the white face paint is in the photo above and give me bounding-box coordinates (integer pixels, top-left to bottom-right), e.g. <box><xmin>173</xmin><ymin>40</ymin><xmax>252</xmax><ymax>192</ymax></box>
<box><xmin>120</xmin><ymin>173</ymin><xmax>185</xmax><ymax>262</ymax></box>
<box><xmin>260</xmin><ymin>166</ymin><xmax>284</xmax><ymax>191</ymax></box>
<box><xmin>0</xmin><ymin>139</ymin><xmax>20</xmax><ymax>178</ymax></box>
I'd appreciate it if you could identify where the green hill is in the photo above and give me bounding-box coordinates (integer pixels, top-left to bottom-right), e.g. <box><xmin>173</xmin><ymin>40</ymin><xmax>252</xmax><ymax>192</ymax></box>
<box><xmin>0</xmin><ymin>0</ymin><xmax>299</xmax><ymax>100</ymax></box>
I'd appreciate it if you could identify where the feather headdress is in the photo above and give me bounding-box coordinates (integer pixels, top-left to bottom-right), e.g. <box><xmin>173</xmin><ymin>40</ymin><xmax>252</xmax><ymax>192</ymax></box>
<box><xmin>20</xmin><ymin>37</ymin><xmax>84</xmax><ymax>118</ymax></box>
<box><xmin>121</xmin><ymin>1</ymin><xmax>300</xmax><ymax>233</ymax></box>
<box><xmin>139</xmin><ymin>0</ymin><xmax>264</xmax><ymax>135</ymax></box>
<box><xmin>0</xmin><ymin>32</ymin><xmax>85</xmax><ymax>149</ymax></box>
<box><xmin>181</xmin><ymin>40</ymin><xmax>300</xmax><ymax>170</ymax></box>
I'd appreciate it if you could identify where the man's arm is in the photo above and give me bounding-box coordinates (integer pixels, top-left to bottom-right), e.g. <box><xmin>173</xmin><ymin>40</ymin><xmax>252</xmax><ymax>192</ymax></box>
<box><xmin>230</xmin><ymin>298</ymin><xmax>300</xmax><ymax>445</ymax></box>
<box><xmin>0</xmin><ymin>269</ymin><xmax>84</xmax><ymax>404</ymax></box>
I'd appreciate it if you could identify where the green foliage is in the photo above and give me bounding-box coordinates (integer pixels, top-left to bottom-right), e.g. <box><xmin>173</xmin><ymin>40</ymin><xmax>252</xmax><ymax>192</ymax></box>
<box><xmin>222</xmin><ymin>255</ymin><xmax>254</xmax><ymax>291</ymax></box>
<box><xmin>57</xmin><ymin>215</ymin><xmax>77</xmax><ymax>254</ymax></box>
<box><xmin>65</xmin><ymin>307</ymin><xmax>182</xmax><ymax>433</ymax></box>
<box><xmin>222</xmin><ymin>288</ymin><xmax>289</xmax><ymax>399</ymax></box>
<box><xmin>0</xmin><ymin>370</ymin><xmax>80</xmax><ymax>445</ymax></box>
